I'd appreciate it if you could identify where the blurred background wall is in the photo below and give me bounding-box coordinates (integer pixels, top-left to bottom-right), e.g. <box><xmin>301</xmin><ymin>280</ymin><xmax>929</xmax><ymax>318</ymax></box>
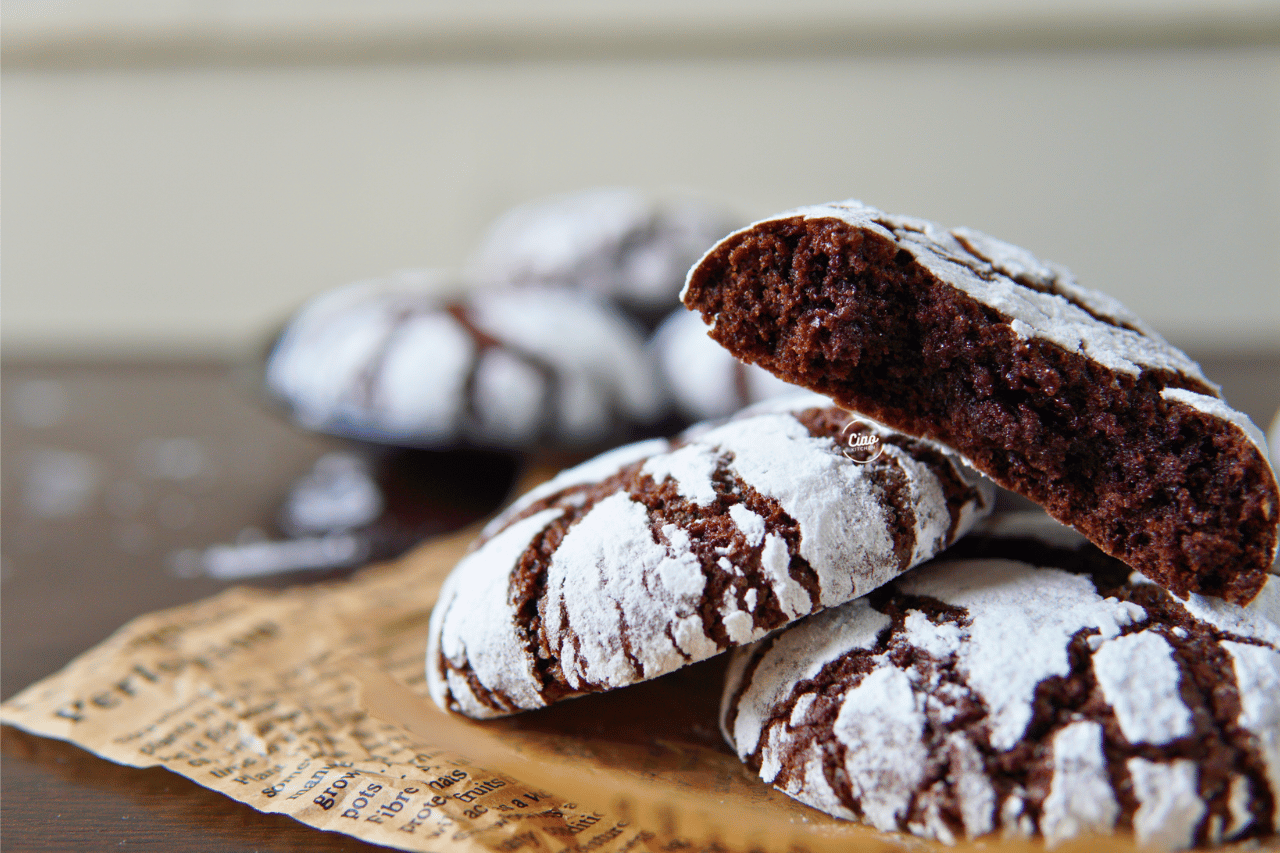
<box><xmin>4</xmin><ymin>0</ymin><xmax>1279</xmax><ymax>358</ymax></box>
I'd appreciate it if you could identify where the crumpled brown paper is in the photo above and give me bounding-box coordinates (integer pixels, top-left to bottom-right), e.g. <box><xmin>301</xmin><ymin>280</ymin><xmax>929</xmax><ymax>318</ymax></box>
<box><xmin>2</xmin><ymin>522</ymin><xmax>1095</xmax><ymax>853</ymax></box>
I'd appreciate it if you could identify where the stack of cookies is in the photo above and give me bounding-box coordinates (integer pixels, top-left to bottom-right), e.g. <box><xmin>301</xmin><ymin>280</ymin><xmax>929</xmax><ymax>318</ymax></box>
<box><xmin>425</xmin><ymin>199</ymin><xmax>1280</xmax><ymax>849</ymax></box>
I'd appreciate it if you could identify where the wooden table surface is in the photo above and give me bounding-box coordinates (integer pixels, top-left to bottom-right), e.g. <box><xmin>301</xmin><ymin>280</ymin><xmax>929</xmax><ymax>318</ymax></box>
<box><xmin>3</xmin><ymin>353</ymin><xmax>1277</xmax><ymax>852</ymax></box>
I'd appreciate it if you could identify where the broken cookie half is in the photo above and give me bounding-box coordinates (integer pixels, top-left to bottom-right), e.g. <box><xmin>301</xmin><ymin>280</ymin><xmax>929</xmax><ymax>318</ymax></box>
<box><xmin>682</xmin><ymin>200</ymin><xmax>1278</xmax><ymax>604</ymax></box>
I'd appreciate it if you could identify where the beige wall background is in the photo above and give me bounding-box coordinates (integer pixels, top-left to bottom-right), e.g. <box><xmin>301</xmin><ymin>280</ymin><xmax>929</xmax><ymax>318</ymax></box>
<box><xmin>4</xmin><ymin>1</ymin><xmax>1280</xmax><ymax>357</ymax></box>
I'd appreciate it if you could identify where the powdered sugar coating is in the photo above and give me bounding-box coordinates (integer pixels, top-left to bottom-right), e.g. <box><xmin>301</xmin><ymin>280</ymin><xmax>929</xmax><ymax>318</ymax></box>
<box><xmin>429</xmin><ymin>395</ymin><xmax>992</xmax><ymax>718</ymax></box>
<box><xmin>1177</xmin><ymin>578</ymin><xmax>1280</xmax><ymax>647</ymax></box>
<box><xmin>1221</xmin><ymin>640</ymin><xmax>1280</xmax><ymax>821</ymax></box>
<box><xmin>831</xmin><ymin>667</ymin><xmax>928</xmax><ymax>831</ymax></box>
<box><xmin>768</xmin><ymin>201</ymin><xmax>1212</xmax><ymax>383</ymax></box>
<box><xmin>722</xmin><ymin>599</ymin><xmax>890</xmax><ymax>757</ymax></box>
<box><xmin>1091</xmin><ymin>630</ymin><xmax>1192</xmax><ymax>745</ymax></box>
<box><xmin>640</xmin><ymin>441</ymin><xmax>720</xmax><ymax>506</ymax></box>
<box><xmin>1039</xmin><ymin>722</ymin><xmax>1120</xmax><ymax>846</ymax></box>
<box><xmin>482</xmin><ymin>438</ymin><xmax>669</xmax><ymax>538</ymax></box>
<box><xmin>650</xmin><ymin>307</ymin><xmax>796</xmax><ymax>423</ymax></box>
<box><xmin>1127</xmin><ymin>759</ymin><xmax>1205</xmax><ymax>850</ymax></box>
<box><xmin>728</xmin><ymin>504</ymin><xmax>765</xmax><ymax>547</ymax></box>
<box><xmin>540</xmin><ymin>494</ymin><xmax>715</xmax><ymax>689</ymax></box>
<box><xmin>720</xmin><ymin>526</ymin><xmax>1280</xmax><ymax>847</ymax></box>
<box><xmin>702</xmin><ymin>412</ymin><xmax>890</xmax><ymax>607</ymax></box>
<box><xmin>894</xmin><ymin>559</ymin><xmax>1145</xmax><ymax>750</ymax></box>
<box><xmin>267</xmin><ymin>273</ymin><xmax>664</xmax><ymax>449</ymax></box>
<box><xmin>425</xmin><ymin>507</ymin><xmax>563</xmax><ymax>717</ymax></box>
<box><xmin>930</xmin><ymin>732</ymin><xmax>996</xmax><ymax>840</ymax></box>
<box><xmin>468</xmin><ymin>188</ymin><xmax>739</xmax><ymax>322</ymax></box>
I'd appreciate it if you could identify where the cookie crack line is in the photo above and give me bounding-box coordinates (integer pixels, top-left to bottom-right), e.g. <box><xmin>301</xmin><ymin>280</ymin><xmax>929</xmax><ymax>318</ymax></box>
<box><xmin>720</xmin><ymin>532</ymin><xmax>1280</xmax><ymax>847</ymax></box>
<box><xmin>427</xmin><ymin>395</ymin><xmax>993</xmax><ymax>719</ymax></box>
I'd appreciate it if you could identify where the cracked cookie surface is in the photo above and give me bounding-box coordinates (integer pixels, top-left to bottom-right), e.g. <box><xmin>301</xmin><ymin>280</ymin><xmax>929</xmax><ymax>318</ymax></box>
<box><xmin>720</xmin><ymin>515</ymin><xmax>1280</xmax><ymax>848</ymax></box>
<box><xmin>267</xmin><ymin>273</ymin><xmax>664</xmax><ymax>450</ymax></box>
<box><xmin>426</xmin><ymin>394</ymin><xmax>993</xmax><ymax>719</ymax></box>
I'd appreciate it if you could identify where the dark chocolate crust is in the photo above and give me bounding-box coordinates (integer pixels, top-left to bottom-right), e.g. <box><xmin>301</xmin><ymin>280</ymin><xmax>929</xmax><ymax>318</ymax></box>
<box><xmin>683</xmin><ymin>210</ymin><xmax>1278</xmax><ymax>603</ymax></box>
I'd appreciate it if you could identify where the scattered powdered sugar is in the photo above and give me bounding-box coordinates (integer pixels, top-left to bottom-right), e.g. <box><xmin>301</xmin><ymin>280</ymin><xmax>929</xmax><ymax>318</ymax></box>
<box><xmin>896</xmin><ymin>559</ymin><xmax>1148</xmax><ymax>750</ymax></box>
<box><xmin>1039</xmin><ymin>721</ymin><xmax>1120</xmax><ymax>846</ymax></box>
<box><xmin>1127</xmin><ymin>759</ymin><xmax>1205</xmax><ymax>850</ymax></box>
<box><xmin>180</xmin><ymin>533</ymin><xmax>366</xmax><ymax>580</ymax></box>
<box><xmin>1091</xmin><ymin>630</ymin><xmax>1192</xmax><ymax>745</ymax></box>
<box><xmin>280</xmin><ymin>452</ymin><xmax>382</xmax><ymax>535</ymax></box>
<box><xmin>21</xmin><ymin>448</ymin><xmax>102</xmax><ymax>519</ymax></box>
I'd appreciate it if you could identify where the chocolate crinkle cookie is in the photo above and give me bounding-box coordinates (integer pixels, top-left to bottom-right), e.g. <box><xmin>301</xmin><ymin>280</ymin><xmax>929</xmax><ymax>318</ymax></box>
<box><xmin>650</xmin><ymin>307</ymin><xmax>797</xmax><ymax>424</ymax></box>
<box><xmin>720</xmin><ymin>514</ymin><xmax>1280</xmax><ymax>849</ymax></box>
<box><xmin>426</xmin><ymin>394</ymin><xmax>994</xmax><ymax>719</ymax></box>
<box><xmin>467</xmin><ymin>187</ymin><xmax>740</xmax><ymax>329</ymax></box>
<box><xmin>265</xmin><ymin>271</ymin><xmax>664</xmax><ymax>450</ymax></box>
<box><xmin>682</xmin><ymin>200</ymin><xmax>1279</xmax><ymax>604</ymax></box>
